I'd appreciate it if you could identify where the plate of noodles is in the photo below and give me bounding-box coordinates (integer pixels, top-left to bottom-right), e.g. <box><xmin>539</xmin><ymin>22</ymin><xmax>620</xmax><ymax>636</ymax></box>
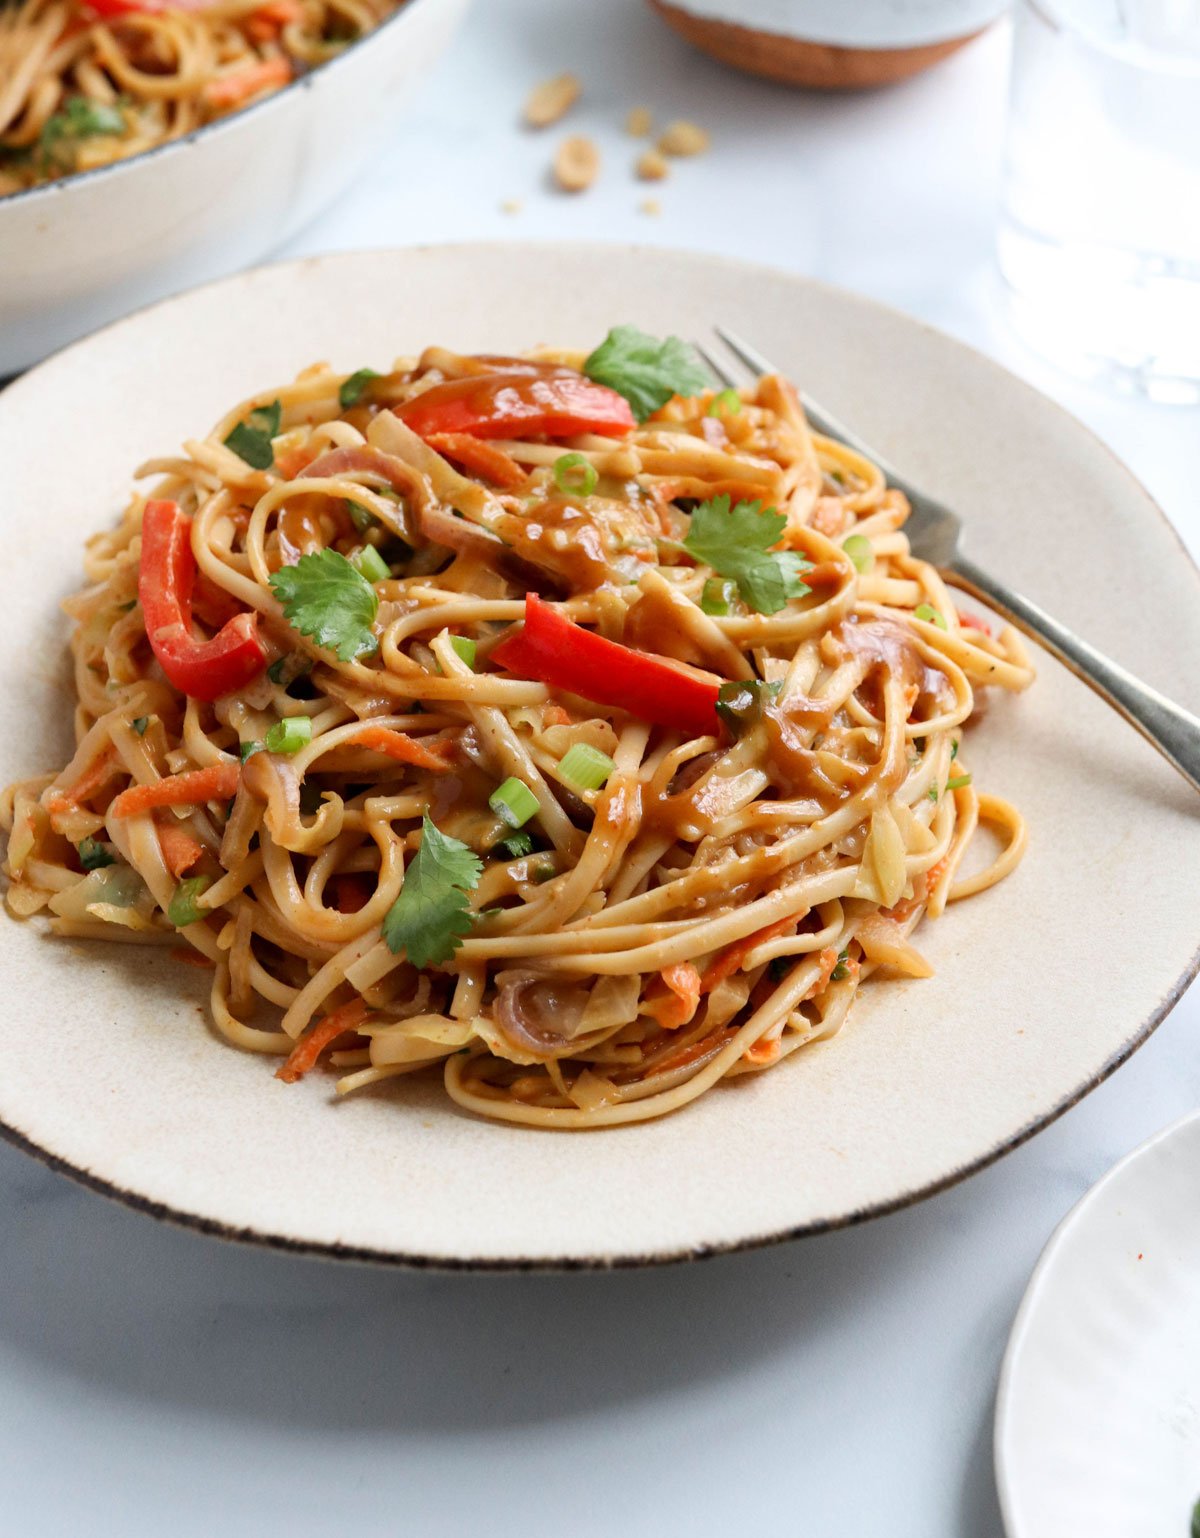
<box><xmin>1</xmin><ymin>243</ymin><xmax>1198</xmax><ymax>1268</ymax></box>
<box><xmin>0</xmin><ymin>0</ymin><xmax>469</xmax><ymax>373</ymax></box>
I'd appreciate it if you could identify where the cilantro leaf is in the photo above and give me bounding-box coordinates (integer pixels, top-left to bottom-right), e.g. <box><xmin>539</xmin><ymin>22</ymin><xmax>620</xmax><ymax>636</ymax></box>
<box><xmin>583</xmin><ymin>326</ymin><xmax>709</xmax><ymax>422</ymax></box>
<box><xmin>382</xmin><ymin>814</ymin><xmax>483</xmax><ymax>967</ymax></box>
<box><xmin>682</xmin><ymin>495</ymin><xmax>812</xmax><ymax>616</ymax></box>
<box><xmin>269</xmin><ymin>548</ymin><xmax>379</xmax><ymax>662</ymax></box>
<box><xmin>224</xmin><ymin>400</ymin><xmax>281</xmax><ymax>471</ymax></box>
<box><xmin>339</xmin><ymin>368</ymin><xmax>379</xmax><ymax>411</ymax></box>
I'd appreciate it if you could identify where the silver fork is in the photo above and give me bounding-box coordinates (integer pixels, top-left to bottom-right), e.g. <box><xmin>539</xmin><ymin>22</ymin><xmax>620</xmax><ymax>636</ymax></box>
<box><xmin>702</xmin><ymin>326</ymin><xmax>1200</xmax><ymax>797</ymax></box>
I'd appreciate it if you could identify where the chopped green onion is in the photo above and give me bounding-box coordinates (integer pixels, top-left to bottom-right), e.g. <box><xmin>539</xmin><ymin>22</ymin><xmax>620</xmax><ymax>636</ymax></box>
<box><xmin>77</xmin><ymin>837</ymin><xmax>115</xmax><ymax>871</ymax></box>
<box><xmin>351</xmin><ymin>544</ymin><xmax>390</xmax><ymax>584</ymax></box>
<box><xmin>707</xmin><ymin>387</ymin><xmax>742</xmax><ymax>418</ymax></box>
<box><xmin>950</xmin><ymin>738</ymin><xmax>959</xmax><ymax>761</ymax></box>
<box><xmin>493</xmin><ymin>831</ymin><xmax>534</xmax><ymax>860</ymax></box>
<box><xmin>700</xmin><ymin>577</ymin><xmax>738</xmax><ymax>616</ymax></box>
<box><xmin>39</xmin><ymin>97</ymin><xmax>126</xmax><ymax>171</ymax></box>
<box><xmin>168</xmin><ymin>876</ymin><xmax>210</xmax><ymax>928</ymax></box>
<box><xmin>557</xmin><ymin>743</ymin><xmax>615</xmax><ymax>792</ymax></box>
<box><xmin>830</xmin><ymin>947</ymin><xmax>851</xmax><ymax>981</ymax></box>
<box><xmin>131</xmin><ymin>716</ymin><xmax>149</xmax><ymax>736</ymax></box>
<box><xmin>928</xmin><ymin>786</ymin><xmax>938</xmax><ymax>802</ymax></box>
<box><xmin>339</xmin><ymin>368</ymin><xmax>379</xmax><ymax>410</ymax></box>
<box><xmin>224</xmin><ymin>400</ymin><xmax>281</xmax><ymax>471</ymax></box>
<box><xmin>914</xmin><ymin>603</ymin><xmax>948</xmax><ymax>630</ymax></box>
<box><xmin>239</xmin><ymin>740</ymin><xmax>263</xmax><ymax>763</ymax></box>
<box><xmin>716</xmin><ymin>678</ymin><xmax>776</xmax><ymax>738</ymax></box>
<box><xmin>552</xmin><ymin>452</ymin><xmax>599</xmax><ymax>498</ymax></box>
<box><xmin>946</xmin><ymin>772</ymin><xmax>973</xmax><ymax>791</ymax></box>
<box><xmin>842</xmin><ymin>533</ymin><xmax>874</xmax><ymax>573</ymax></box>
<box><xmin>346</xmin><ymin>500</ymin><xmax>375</xmax><ymax>532</ymax></box>
<box><xmin>264</xmin><ymin>715</ymin><xmax>313</xmax><ymax>755</ymax></box>
<box><xmin>489</xmin><ymin>776</ymin><xmax>540</xmax><ymax>828</ymax></box>
<box><xmin>449</xmin><ymin>635</ymin><xmax>477</xmax><ymax>669</ymax></box>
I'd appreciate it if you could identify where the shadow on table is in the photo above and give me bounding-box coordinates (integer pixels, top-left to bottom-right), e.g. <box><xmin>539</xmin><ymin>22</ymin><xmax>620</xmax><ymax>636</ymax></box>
<box><xmin>0</xmin><ymin>1133</ymin><xmax>1011</xmax><ymax>1534</ymax></box>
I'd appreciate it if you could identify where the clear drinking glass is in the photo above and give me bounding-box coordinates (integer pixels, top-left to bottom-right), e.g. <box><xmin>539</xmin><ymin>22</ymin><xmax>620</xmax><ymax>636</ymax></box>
<box><xmin>998</xmin><ymin>0</ymin><xmax>1200</xmax><ymax>403</ymax></box>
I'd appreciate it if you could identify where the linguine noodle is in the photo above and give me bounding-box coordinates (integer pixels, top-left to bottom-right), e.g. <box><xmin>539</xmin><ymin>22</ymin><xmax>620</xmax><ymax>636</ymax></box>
<box><xmin>0</xmin><ymin>340</ymin><xmax>1033</xmax><ymax>1128</ymax></box>
<box><xmin>0</xmin><ymin>0</ymin><xmax>402</xmax><ymax>195</ymax></box>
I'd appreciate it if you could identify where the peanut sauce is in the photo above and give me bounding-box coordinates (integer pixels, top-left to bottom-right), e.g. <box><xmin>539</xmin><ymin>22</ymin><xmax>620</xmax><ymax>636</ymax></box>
<box><xmin>498</xmin><ymin>494</ymin><xmax>658</xmax><ymax>591</ymax></box>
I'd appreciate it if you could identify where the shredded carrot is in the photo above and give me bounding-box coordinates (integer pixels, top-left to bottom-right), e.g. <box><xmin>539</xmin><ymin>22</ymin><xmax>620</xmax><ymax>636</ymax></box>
<box><xmin>642</xmin><ymin>961</ymin><xmax>701</xmax><ymax>1030</ymax></box>
<box><xmin>110</xmin><ymin>761</ymin><xmax>240</xmax><ymax>819</ymax></box>
<box><xmin>348</xmin><ymin>726</ymin><xmax>455</xmax><ymax>772</ymax></box>
<box><xmin>802</xmin><ymin>945</ymin><xmax>840</xmax><ymax>1001</ymax></box>
<box><xmin>888</xmin><ymin>854</ymin><xmax>952</xmax><ymax>922</ymax></box>
<box><xmin>156</xmin><ymin>818</ymin><xmax>204</xmax><ymax>878</ymax></box>
<box><xmin>204</xmin><ymin>56</ymin><xmax>291</xmax><ymax>109</ymax></box>
<box><xmin>744</xmin><ymin>1036</ymin><xmax>782</xmax><ymax>1066</ymax></box>
<box><xmin>328</xmin><ymin>873</ymin><xmax>371</xmax><ymax>913</ymax></box>
<box><xmin>245</xmin><ymin>0</ymin><xmax>301</xmax><ymax>36</ymax></box>
<box><xmin>274</xmin><ymin>445</ymin><xmax>319</xmax><ymax>480</ymax></box>
<box><xmin>276</xmin><ymin>998</ymin><xmax>370</xmax><ymax>1084</ymax></box>
<box><xmin>426</xmin><ymin>433</ymin><xmax>527</xmax><ymax>490</ymax></box>
<box><xmin>960</xmin><ymin>611</ymin><xmax>991</xmax><ymax>635</ymax></box>
<box><xmin>699</xmin><ymin>916</ymin><xmax>797</xmax><ymax>995</ymax></box>
<box><xmin>53</xmin><ymin>746</ymin><xmax>119</xmax><ymax>808</ymax></box>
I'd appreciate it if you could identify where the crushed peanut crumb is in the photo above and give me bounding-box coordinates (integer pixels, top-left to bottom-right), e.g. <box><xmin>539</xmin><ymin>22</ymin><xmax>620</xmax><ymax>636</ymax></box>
<box><xmin>636</xmin><ymin>149</ymin><xmax>669</xmax><ymax>182</ymax></box>
<box><xmin>658</xmin><ymin>119</ymin><xmax>709</xmax><ymax>157</ymax></box>
<box><xmin>500</xmin><ymin>198</ymin><xmax>522</xmax><ymax>215</ymax></box>
<box><xmin>553</xmin><ymin>135</ymin><xmax>600</xmax><ymax>193</ymax></box>
<box><xmin>523</xmin><ymin>73</ymin><xmax>581</xmax><ymax>129</ymax></box>
<box><xmin>638</xmin><ymin>198</ymin><xmax>661</xmax><ymax>217</ymax></box>
<box><xmin>625</xmin><ymin>105</ymin><xmax>653</xmax><ymax>137</ymax></box>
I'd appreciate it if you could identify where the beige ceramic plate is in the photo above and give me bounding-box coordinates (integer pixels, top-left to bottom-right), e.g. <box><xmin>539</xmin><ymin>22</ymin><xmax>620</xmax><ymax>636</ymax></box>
<box><xmin>1</xmin><ymin>245</ymin><xmax>1198</xmax><ymax>1269</ymax></box>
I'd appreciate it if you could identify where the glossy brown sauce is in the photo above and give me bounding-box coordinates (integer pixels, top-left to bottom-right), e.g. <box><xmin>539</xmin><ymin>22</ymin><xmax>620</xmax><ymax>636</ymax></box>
<box><xmin>276</xmin><ymin>496</ymin><xmax>331</xmax><ymax>565</ymax></box>
<box><xmin>499</xmin><ymin>494</ymin><xmax>657</xmax><ymax>591</ymax></box>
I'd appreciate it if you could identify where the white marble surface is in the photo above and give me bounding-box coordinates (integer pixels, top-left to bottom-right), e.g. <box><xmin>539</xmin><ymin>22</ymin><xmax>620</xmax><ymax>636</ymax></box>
<box><xmin>3</xmin><ymin>3</ymin><xmax>1199</xmax><ymax>1534</ymax></box>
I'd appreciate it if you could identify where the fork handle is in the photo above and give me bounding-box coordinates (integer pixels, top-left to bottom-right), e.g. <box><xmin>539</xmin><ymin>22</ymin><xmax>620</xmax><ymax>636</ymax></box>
<box><xmin>949</xmin><ymin>553</ymin><xmax>1200</xmax><ymax>796</ymax></box>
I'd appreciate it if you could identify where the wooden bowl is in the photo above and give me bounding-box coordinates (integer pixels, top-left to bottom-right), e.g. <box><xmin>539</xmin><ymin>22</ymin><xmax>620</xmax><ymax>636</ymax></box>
<box><xmin>649</xmin><ymin>0</ymin><xmax>988</xmax><ymax>90</ymax></box>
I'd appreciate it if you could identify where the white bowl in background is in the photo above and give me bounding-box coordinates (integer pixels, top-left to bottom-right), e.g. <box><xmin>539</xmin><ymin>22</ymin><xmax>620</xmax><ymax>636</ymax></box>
<box><xmin>659</xmin><ymin>0</ymin><xmax>1007</xmax><ymax>48</ymax></box>
<box><xmin>0</xmin><ymin>0</ymin><xmax>470</xmax><ymax>376</ymax></box>
<box><xmin>649</xmin><ymin>0</ymin><xmax>1009</xmax><ymax>88</ymax></box>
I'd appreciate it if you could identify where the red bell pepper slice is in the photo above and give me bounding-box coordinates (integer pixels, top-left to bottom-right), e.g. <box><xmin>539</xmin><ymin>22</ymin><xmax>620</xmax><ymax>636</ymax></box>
<box><xmin>393</xmin><ymin>371</ymin><xmax>635</xmax><ymax>441</ymax></box>
<box><xmin>138</xmin><ymin>499</ymin><xmax>268</xmax><ymax>702</ymax></box>
<box><xmin>490</xmin><ymin>594</ymin><xmax>722</xmax><ymax>739</ymax></box>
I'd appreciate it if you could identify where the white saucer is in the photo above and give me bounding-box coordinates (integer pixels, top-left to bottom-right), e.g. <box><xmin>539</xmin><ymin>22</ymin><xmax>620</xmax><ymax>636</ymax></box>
<box><xmin>996</xmin><ymin>1110</ymin><xmax>1200</xmax><ymax>1537</ymax></box>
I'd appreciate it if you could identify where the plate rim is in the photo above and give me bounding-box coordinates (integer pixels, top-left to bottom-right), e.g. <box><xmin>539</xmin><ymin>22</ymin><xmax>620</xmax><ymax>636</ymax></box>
<box><xmin>992</xmin><ymin>1105</ymin><xmax>1200</xmax><ymax>1535</ymax></box>
<box><xmin>2</xmin><ymin>240</ymin><xmax>1199</xmax><ymax>1272</ymax></box>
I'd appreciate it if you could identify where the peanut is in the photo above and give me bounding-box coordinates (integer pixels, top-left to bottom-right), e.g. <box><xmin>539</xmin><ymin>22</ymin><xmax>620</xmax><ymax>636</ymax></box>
<box><xmin>523</xmin><ymin>73</ymin><xmax>581</xmax><ymax>128</ymax></box>
<box><xmin>554</xmin><ymin>135</ymin><xmax>600</xmax><ymax>193</ymax></box>
<box><xmin>658</xmin><ymin>119</ymin><xmax>709</xmax><ymax>157</ymax></box>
